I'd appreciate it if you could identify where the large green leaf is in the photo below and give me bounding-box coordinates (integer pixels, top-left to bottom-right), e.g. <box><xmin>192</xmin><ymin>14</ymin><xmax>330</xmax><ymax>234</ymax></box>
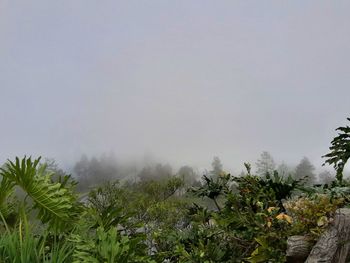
<box><xmin>0</xmin><ymin>157</ymin><xmax>81</xmax><ymax>232</ymax></box>
<box><xmin>0</xmin><ymin>175</ymin><xmax>16</xmax><ymax>222</ymax></box>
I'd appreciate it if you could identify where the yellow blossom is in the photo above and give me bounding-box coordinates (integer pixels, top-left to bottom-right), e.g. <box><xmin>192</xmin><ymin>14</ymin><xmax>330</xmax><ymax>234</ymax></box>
<box><xmin>267</xmin><ymin>207</ymin><xmax>278</xmax><ymax>213</ymax></box>
<box><xmin>276</xmin><ymin>213</ymin><xmax>293</xmax><ymax>224</ymax></box>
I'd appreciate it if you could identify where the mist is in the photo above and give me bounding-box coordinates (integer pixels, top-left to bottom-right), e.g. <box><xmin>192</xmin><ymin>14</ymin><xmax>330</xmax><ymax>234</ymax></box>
<box><xmin>1</xmin><ymin>1</ymin><xmax>350</xmax><ymax>175</ymax></box>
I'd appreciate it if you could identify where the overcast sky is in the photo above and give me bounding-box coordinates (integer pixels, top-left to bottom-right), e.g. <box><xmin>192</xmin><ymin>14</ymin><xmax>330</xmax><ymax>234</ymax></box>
<box><xmin>1</xmin><ymin>1</ymin><xmax>350</xmax><ymax>173</ymax></box>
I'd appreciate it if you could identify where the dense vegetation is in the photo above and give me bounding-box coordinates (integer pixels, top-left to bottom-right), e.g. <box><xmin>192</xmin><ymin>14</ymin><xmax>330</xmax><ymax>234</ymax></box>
<box><xmin>1</xmin><ymin>118</ymin><xmax>350</xmax><ymax>262</ymax></box>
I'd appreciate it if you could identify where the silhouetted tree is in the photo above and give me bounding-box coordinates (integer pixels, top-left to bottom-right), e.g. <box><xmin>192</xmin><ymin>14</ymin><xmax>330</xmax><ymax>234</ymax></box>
<box><xmin>138</xmin><ymin>163</ymin><xmax>172</xmax><ymax>181</ymax></box>
<box><xmin>256</xmin><ymin>151</ymin><xmax>275</xmax><ymax>177</ymax></box>
<box><xmin>177</xmin><ymin>165</ymin><xmax>199</xmax><ymax>186</ymax></box>
<box><xmin>295</xmin><ymin>157</ymin><xmax>316</xmax><ymax>185</ymax></box>
<box><xmin>73</xmin><ymin>154</ymin><xmax>120</xmax><ymax>191</ymax></box>
<box><xmin>318</xmin><ymin>170</ymin><xmax>335</xmax><ymax>185</ymax></box>
<box><xmin>74</xmin><ymin>155</ymin><xmax>90</xmax><ymax>190</ymax></box>
<box><xmin>277</xmin><ymin>162</ymin><xmax>293</xmax><ymax>178</ymax></box>
<box><xmin>210</xmin><ymin>156</ymin><xmax>223</xmax><ymax>179</ymax></box>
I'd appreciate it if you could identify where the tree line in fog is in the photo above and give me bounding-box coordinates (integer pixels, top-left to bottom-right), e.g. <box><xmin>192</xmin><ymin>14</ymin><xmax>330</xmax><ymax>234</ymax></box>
<box><xmin>44</xmin><ymin>151</ymin><xmax>338</xmax><ymax>193</ymax></box>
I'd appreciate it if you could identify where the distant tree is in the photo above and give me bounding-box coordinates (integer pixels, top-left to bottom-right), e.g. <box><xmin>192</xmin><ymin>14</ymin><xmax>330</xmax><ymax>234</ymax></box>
<box><xmin>138</xmin><ymin>163</ymin><xmax>173</xmax><ymax>181</ymax></box>
<box><xmin>277</xmin><ymin>162</ymin><xmax>293</xmax><ymax>178</ymax></box>
<box><xmin>73</xmin><ymin>153</ymin><xmax>120</xmax><ymax>191</ymax></box>
<box><xmin>210</xmin><ymin>156</ymin><xmax>223</xmax><ymax>179</ymax></box>
<box><xmin>99</xmin><ymin>153</ymin><xmax>119</xmax><ymax>181</ymax></box>
<box><xmin>256</xmin><ymin>151</ymin><xmax>275</xmax><ymax>177</ymax></box>
<box><xmin>177</xmin><ymin>165</ymin><xmax>199</xmax><ymax>186</ymax></box>
<box><xmin>74</xmin><ymin>155</ymin><xmax>90</xmax><ymax>190</ymax></box>
<box><xmin>155</xmin><ymin>163</ymin><xmax>172</xmax><ymax>178</ymax></box>
<box><xmin>318</xmin><ymin>170</ymin><xmax>335</xmax><ymax>185</ymax></box>
<box><xmin>295</xmin><ymin>157</ymin><xmax>316</xmax><ymax>185</ymax></box>
<box><xmin>89</xmin><ymin>157</ymin><xmax>102</xmax><ymax>182</ymax></box>
<box><xmin>43</xmin><ymin>158</ymin><xmax>66</xmax><ymax>178</ymax></box>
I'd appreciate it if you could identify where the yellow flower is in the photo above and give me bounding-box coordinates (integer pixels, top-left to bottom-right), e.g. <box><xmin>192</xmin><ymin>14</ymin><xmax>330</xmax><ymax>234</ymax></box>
<box><xmin>276</xmin><ymin>213</ymin><xmax>293</xmax><ymax>224</ymax></box>
<box><xmin>267</xmin><ymin>221</ymin><xmax>272</xmax><ymax>228</ymax></box>
<box><xmin>267</xmin><ymin>207</ymin><xmax>278</xmax><ymax>213</ymax></box>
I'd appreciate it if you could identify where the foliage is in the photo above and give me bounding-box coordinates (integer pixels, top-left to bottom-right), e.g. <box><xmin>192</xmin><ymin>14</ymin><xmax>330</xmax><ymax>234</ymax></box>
<box><xmin>255</xmin><ymin>151</ymin><xmax>276</xmax><ymax>177</ymax></box>
<box><xmin>0</xmin><ymin>209</ymin><xmax>74</xmax><ymax>263</ymax></box>
<box><xmin>1</xmin><ymin>116</ymin><xmax>350</xmax><ymax>263</ymax></box>
<box><xmin>318</xmin><ymin>170</ymin><xmax>335</xmax><ymax>185</ymax></box>
<box><xmin>294</xmin><ymin>157</ymin><xmax>316</xmax><ymax>185</ymax></box>
<box><xmin>284</xmin><ymin>194</ymin><xmax>344</xmax><ymax>239</ymax></box>
<box><xmin>210</xmin><ymin>156</ymin><xmax>224</xmax><ymax>179</ymax></box>
<box><xmin>232</xmin><ymin>170</ymin><xmax>303</xmax><ymax>210</ymax></box>
<box><xmin>177</xmin><ymin>165</ymin><xmax>200</xmax><ymax>187</ymax></box>
<box><xmin>73</xmin><ymin>154</ymin><xmax>122</xmax><ymax>191</ymax></box>
<box><xmin>0</xmin><ymin>157</ymin><xmax>82</xmax><ymax>233</ymax></box>
<box><xmin>183</xmin><ymin>169</ymin><xmax>302</xmax><ymax>262</ymax></box>
<box><xmin>0</xmin><ymin>158</ymin><xmax>332</xmax><ymax>263</ymax></box>
<box><xmin>190</xmin><ymin>173</ymin><xmax>231</xmax><ymax>211</ymax></box>
<box><xmin>70</xmin><ymin>227</ymin><xmax>153</xmax><ymax>263</ymax></box>
<box><xmin>0</xmin><ymin>175</ymin><xmax>17</xmax><ymax>228</ymax></box>
<box><xmin>323</xmin><ymin>117</ymin><xmax>350</xmax><ymax>183</ymax></box>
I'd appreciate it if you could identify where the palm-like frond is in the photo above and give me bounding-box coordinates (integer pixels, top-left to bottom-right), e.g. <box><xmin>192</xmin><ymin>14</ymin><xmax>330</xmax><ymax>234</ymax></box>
<box><xmin>0</xmin><ymin>175</ymin><xmax>16</xmax><ymax>221</ymax></box>
<box><xmin>0</xmin><ymin>157</ymin><xmax>82</xmax><ymax>232</ymax></box>
<box><xmin>323</xmin><ymin>118</ymin><xmax>350</xmax><ymax>183</ymax></box>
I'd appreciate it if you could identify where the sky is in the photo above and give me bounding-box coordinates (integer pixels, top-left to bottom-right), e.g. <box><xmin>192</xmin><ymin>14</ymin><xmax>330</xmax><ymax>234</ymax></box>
<box><xmin>1</xmin><ymin>1</ymin><xmax>350</xmax><ymax>173</ymax></box>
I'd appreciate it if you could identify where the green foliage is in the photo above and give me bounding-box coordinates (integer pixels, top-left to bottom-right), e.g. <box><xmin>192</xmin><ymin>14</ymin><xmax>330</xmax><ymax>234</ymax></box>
<box><xmin>0</xmin><ymin>176</ymin><xmax>17</xmax><ymax>227</ymax></box>
<box><xmin>0</xmin><ymin>219</ymin><xmax>42</xmax><ymax>263</ymax></box>
<box><xmin>255</xmin><ymin>151</ymin><xmax>276</xmax><ymax>177</ymax></box>
<box><xmin>1</xmin><ymin>117</ymin><xmax>350</xmax><ymax>263</ymax></box>
<box><xmin>0</xmin><ymin>210</ymin><xmax>74</xmax><ymax>263</ymax></box>
<box><xmin>284</xmin><ymin>194</ymin><xmax>344</xmax><ymax>239</ymax></box>
<box><xmin>71</xmin><ymin>227</ymin><xmax>153</xmax><ymax>263</ymax></box>
<box><xmin>176</xmin><ymin>169</ymin><xmax>302</xmax><ymax>262</ymax></box>
<box><xmin>0</xmin><ymin>157</ymin><xmax>82</xmax><ymax>232</ymax></box>
<box><xmin>191</xmin><ymin>173</ymin><xmax>231</xmax><ymax>211</ymax></box>
<box><xmin>232</xmin><ymin>170</ymin><xmax>302</xmax><ymax>211</ymax></box>
<box><xmin>323</xmin><ymin>117</ymin><xmax>350</xmax><ymax>183</ymax></box>
<box><xmin>219</xmin><ymin>173</ymin><xmax>297</xmax><ymax>262</ymax></box>
<box><xmin>88</xmin><ymin>181</ymin><xmax>134</xmax><ymax>230</ymax></box>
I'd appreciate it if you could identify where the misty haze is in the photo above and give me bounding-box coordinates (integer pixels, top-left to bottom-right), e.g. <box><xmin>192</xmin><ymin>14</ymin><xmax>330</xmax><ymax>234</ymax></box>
<box><xmin>1</xmin><ymin>1</ymin><xmax>350</xmax><ymax>262</ymax></box>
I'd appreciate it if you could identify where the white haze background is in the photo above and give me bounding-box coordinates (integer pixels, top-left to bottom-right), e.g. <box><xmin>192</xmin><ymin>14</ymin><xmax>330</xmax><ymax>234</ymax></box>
<box><xmin>1</xmin><ymin>1</ymin><xmax>350</xmax><ymax>174</ymax></box>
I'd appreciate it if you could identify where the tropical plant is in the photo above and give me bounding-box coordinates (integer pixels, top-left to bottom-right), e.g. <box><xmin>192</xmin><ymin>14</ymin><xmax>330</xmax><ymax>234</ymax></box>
<box><xmin>0</xmin><ymin>157</ymin><xmax>82</xmax><ymax>232</ymax></box>
<box><xmin>191</xmin><ymin>173</ymin><xmax>231</xmax><ymax>211</ymax></box>
<box><xmin>323</xmin><ymin>117</ymin><xmax>350</xmax><ymax>183</ymax></box>
<box><xmin>70</xmin><ymin>226</ymin><xmax>153</xmax><ymax>263</ymax></box>
<box><xmin>0</xmin><ymin>207</ymin><xmax>74</xmax><ymax>263</ymax></box>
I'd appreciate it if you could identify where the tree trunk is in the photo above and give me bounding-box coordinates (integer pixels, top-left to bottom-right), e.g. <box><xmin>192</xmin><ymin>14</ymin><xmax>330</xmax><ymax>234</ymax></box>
<box><xmin>286</xmin><ymin>235</ymin><xmax>314</xmax><ymax>263</ymax></box>
<box><xmin>286</xmin><ymin>208</ymin><xmax>350</xmax><ymax>262</ymax></box>
<box><xmin>306</xmin><ymin>208</ymin><xmax>350</xmax><ymax>263</ymax></box>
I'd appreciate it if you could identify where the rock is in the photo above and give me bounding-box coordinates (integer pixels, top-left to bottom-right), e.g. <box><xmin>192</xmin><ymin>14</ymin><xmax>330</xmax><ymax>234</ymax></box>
<box><xmin>306</xmin><ymin>208</ymin><xmax>350</xmax><ymax>263</ymax></box>
<box><xmin>286</xmin><ymin>235</ymin><xmax>313</xmax><ymax>263</ymax></box>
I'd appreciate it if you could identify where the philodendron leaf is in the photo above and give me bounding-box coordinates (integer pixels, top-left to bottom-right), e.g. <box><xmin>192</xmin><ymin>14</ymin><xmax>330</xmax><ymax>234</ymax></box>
<box><xmin>0</xmin><ymin>156</ymin><xmax>82</xmax><ymax>232</ymax></box>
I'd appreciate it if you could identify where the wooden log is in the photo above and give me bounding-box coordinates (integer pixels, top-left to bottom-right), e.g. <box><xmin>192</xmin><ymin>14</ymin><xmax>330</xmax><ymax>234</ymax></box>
<box><xmin>286</xmin><ymin>235</ymin><xmax>313</xmax><ymax>263</ymax></box>
<box><xmin>306</xmin><ymin>208</ymin><xmax>350</xmax><ymax>263</ymax></box>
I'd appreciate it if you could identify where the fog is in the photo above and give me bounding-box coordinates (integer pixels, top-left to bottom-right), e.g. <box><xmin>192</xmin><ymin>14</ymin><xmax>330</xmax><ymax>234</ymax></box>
<box><xmin>1</xmin><ymin>1</ymin><xmax>350</xmax><ymax>175</ymax></box>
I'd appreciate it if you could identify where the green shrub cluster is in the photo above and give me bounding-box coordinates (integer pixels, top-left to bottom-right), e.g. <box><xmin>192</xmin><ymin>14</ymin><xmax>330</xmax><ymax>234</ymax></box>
<box><xmin>1</xmin><ymin>118</ymin><xmax>350</xmax><ymax>262</ymax></box>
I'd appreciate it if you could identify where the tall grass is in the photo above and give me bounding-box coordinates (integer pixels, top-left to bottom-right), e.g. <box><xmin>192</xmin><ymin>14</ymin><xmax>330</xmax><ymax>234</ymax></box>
<box><xmin>0</xmin><ymin>209</ymin><xmax>73</xmax><ymax>263</ymax></box>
